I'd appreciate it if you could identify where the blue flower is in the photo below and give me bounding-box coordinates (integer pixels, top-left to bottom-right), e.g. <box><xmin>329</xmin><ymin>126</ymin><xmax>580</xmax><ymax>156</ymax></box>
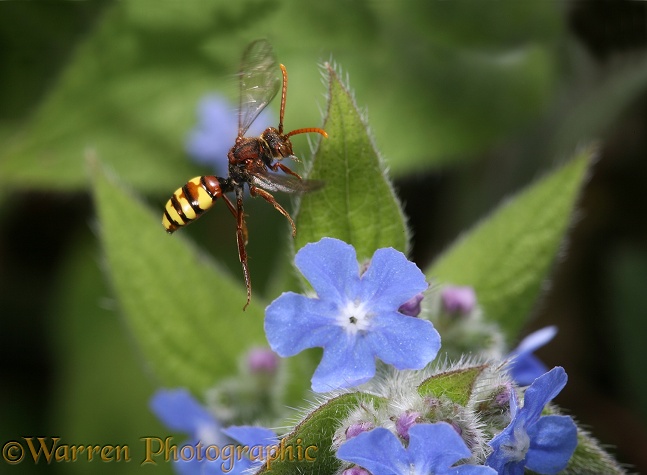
<box><xmin>150</xmin><ymin>389</ymin><xmax>277</xmax><ymax>475</ymax></box>
<box><xmin>507</xmin><ymin>326</ymin><xmax>557</xmax><ymax>386</ymax></box>
<box><xmin>220</xmin><ymin>425</ymin><xmax>279</xmax><ymax>474</ymax></box>
<box><xmin>150</xmin><ymin>388</ymin><xmax>224</xmax><ymax>475</ymax></box>
<box><xmin>337</xmin><ymin>422</ymin><xmax>497</xmax><ymax>475</ymax></box>
<box><xmin>185</xmin><ymin>94</ymin><xmax>275</xmax><ymax>173</ymax></box>
<box><xmin>486</xmin><ymin>367</ymin><xmax>578</xmax><ymax>475</ymax></box>
<box><xmin>264</xmin><ymin>238</ymin><xmax>441</xmax><ymax>392</ymax></box>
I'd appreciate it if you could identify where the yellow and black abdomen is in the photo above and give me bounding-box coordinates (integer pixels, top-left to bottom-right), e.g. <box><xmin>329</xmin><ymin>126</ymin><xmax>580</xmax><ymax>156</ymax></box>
<box><xmin>162</xmin><ymin>176</ymin><xmax>224</xmax><ymax>233</ymax></box>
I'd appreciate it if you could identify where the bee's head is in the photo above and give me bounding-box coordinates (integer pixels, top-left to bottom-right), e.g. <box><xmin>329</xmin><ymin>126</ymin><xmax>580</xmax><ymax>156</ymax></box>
<box><xmin>262</xmin><ymin>127</ymin><xmax>294</xmax><ymax>160</ymax></box>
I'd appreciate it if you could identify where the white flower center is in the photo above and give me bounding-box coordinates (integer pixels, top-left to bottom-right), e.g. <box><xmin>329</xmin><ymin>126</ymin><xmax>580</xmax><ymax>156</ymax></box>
<box><xmin>500</xmin><ymin>426</ymin><xmax>530</xmax><ymax>462</ymax></box>
<box><xmin>195</xmin><ymin>422</ymin><xmax>221</xmax><ymax>447</ymax></box>
<box><xmin>337</xmin><ymin>300</ymin><xmax>372</xmax><ymax>335</ymax></box>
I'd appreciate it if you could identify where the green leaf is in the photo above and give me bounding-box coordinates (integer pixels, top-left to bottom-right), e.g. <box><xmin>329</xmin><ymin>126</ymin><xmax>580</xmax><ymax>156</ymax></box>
<box><xmin>295</xmin><ymin>63</ymin><xmax>409</xmax><ymax>261</ymax></box>
<box><xmin>427</xmin><ymin>147</ymin><xmax>593</xmax><ymax>340</ymax></box>
<box><xmin>50</xmin><ymin>235</ymin><xmax>172</xmax><ymax>475</ymax></box>
<box><xmin>257</xmin><ymin>392</ymin><xmax>386</xmax><ymax>475</ymax></box>
<box><xmin>563</xmin><ymin>429</ymin><xmax>627</xmax><ymax>475</ymax></box>
<box><xmin>360</xmin><ymin>1</ymin><xmax>561</xmax><ymax>173</ymax></box>
<box><xmin>0</xmin><ymin>1</ymin><xmax>227</xmax><ymax>193</ymax></box>
<box><xmin>0</xmin><ymin>1</ymin><xmax>566</xmax><ymax>190</ymax></box>
<box><xmin>90</xmin><ymin>155</ymin><xmax>265</xmax><ymax>394</ymax></box>
<box><xmin>417</xmin><ymin>365</ymin><xmax>487</xmax><ymax>407</ymax></box>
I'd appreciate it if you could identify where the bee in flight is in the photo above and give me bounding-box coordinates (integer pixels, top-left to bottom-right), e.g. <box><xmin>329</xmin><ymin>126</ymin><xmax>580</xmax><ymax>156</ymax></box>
<box><xmin>162</xmin><ymin>40</ymin><xmax>327</xmax><ymax>310</ymax></box>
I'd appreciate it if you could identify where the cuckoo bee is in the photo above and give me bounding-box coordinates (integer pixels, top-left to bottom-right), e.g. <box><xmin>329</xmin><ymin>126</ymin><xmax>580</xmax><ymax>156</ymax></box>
<box><xmin>162</xmin><ymin>40</ymin><xmax>327</xmax><ymax>310</ymax></box>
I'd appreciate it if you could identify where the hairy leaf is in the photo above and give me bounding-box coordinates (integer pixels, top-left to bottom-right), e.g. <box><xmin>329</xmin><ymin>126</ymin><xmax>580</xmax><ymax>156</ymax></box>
<box><xmin>295</xmin><ymin>63</ymin><xmax>409</xmax><ymax>262</ymax></box>
<box><xmin>418</xmin><ymin>365</ymin><xmax>487</xmax><ymax>407</ymax></box>
<box><xmin>257</xmin><ymin>392</ymin><xmax>386</xmax><ymax>475</ymax></box>
<box><xmin>428</xmin><ymin>147</ymin><xmax>592</xmax><ymax>339</ymax></box>
<box><xmin>91</xmin><ymin>156</ymin><xmax>265</xmax><ymax>393</ymax></box>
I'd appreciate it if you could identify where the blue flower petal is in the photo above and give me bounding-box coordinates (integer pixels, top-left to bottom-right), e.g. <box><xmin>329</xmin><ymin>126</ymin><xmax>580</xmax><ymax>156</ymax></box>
<box><xmin>186</xmin><ymin>129</ymin><xmax>223</xmax><ymax>167</ymax></box>
<box><xmin>515</xmin><ymin>326</ymin><xmax>557</xmax><ymax>354</ymax></box>
<box><xmin>486</xmin><ymin>439</ymin><xmax>527</xmax><ymax>475</ymax></box>
<box><xmin>265</xmin><ymin>292</ymin><xmax>341</xmax><ymax>356</ymax></box>
<box><xmin>150</xmin><ymin>389</ymin><xmax>219</xmax><ymax>435</ymax></box>
<box><xmin>525</xmin><ymin>415</ymin><xmax>578</xmax><ymax>474</ymax></box>
<box><xmin>185</xmin><ymin>94</ymin><xmax>274</xmax><ymax>174</ymax></box>
<box><xmin>311</xmin><ymin>336</ymin><xmax>376</xmax><ymax>392</ymax></box>
<box><xmin>294</xmin><ymin>238</ymin><xmax>360</xmax><ymax>301</ymax></box>
<box><xmin>338</xmin><ymin>424</ymin><xmax>496</xmax><ymax>475</ymax></box>
<box><xmin>367</xmin><ymin>312</ymin><xmax>440</xmax><ymax>370</ymax></box>
<box><xmin>451</xmin><ymin>466</ymin><xmax>498</xmax><ymax>475</ymax></box>
<box><xmin>359</xmin><ymin>247</ymin><xmax>428</xmax><ymax>312</ymax></box>
<box><xmin>522</xmin><ymin>367</ymin><xmax>567</xmax><ymax>423</ymax></box>
<box><xmin>407</xmin><ymin>423</ymin><xmax>471</xmax><ymax>472</ymax></box>
<box><xmin>336</xmin><ymin>427</ymin><xmax>409</xmax><ymax>475</ymax></box>
<box><xmin>509</xmin><ymin>353</ymin><xmax>549</xmax><ymax>387</ymax></box>
<box><xmin>197</xmin><ymin>96</ymin><xmax>236</xmax><ymax>129</ymax></box>
<box><xmin>185</xmin><ymin>96</ymin><xmax>237</xmax><ymax>170</ymax></box>
<box><xmin>174</xmin><ymin>447</ymin><xmax>206</xmax><ymax>475</ymax></box>
<box><xmin>486</xmin><ymin>410</ymin><xmax>530</xmax><ymax>474</ymax></box>
<box><xmin>508</xmin><ymin>327</ymin><xmax>557</xmax><ymax>386</ymax></box>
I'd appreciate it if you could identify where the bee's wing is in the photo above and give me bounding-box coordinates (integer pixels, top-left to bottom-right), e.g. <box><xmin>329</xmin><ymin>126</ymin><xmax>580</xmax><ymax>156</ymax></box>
<box><xmin>250</xmin><ymin>168</ymin><xmax>324</xmax><ymax>194</ymax></box>
<box><xmin>238</xmin><ymin>40</ymin><xmax>281</xmax><ymax>137</ymax></box>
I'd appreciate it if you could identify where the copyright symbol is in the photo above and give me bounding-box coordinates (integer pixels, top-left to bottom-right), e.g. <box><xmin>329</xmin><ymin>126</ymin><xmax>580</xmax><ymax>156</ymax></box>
<box><xmin>3</xmin><ymin>441</ymin><xmax>24</xmax><ymax>464</ymax></box>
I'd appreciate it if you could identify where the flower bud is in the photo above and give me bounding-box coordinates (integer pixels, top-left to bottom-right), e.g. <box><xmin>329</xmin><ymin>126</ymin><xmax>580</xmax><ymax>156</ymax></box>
<box><xmin>345</xmin><ymin>421</ymin><xmax>374</xmax><ymax>440</ymax></box>
<box><xmin>441</xmin><ymin>286</ymin><xmax>476</xmax><ymax>315</ymax></box>
<box><xmin>343</xmin><ymin>467</ymin><xmax>371</xmax><ymax>475</ymax></box>
<box><xmin>395</xmin><ymin>411</ymin><xmax>421</xmax><ymax>441</ymax></box>
<box><xmin>246</xmin><ymin>347</ymin><xmax>279</xmax><ymax>374</ymax></box>
<box><xmin>399</xmin><ymin>293</ymin><xmax>424</xmax><ymax>317</ymax></box>
<box><xmin>447</xmin><ymin>420</ymin><xmax>463</xmax><ymax>436</ymax></box>
<box><xmin>494</xmin><ymin>383</ymin><xmax>513</xmax><ymax>407</ymax></box>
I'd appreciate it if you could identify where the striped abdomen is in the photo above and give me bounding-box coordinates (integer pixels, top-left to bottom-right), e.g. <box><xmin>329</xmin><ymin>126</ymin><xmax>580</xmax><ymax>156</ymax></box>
<box><xmin>162</xmin><ymin>176</ymin><xmax>224</xmax><ymax>233</ymax></box>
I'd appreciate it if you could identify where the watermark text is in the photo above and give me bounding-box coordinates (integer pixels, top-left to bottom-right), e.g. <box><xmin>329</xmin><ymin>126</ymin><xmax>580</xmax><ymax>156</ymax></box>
<box><xmin>2</xmin><ymin>436</ymin><xmax>318</xmax><ymax>470</ymax></box>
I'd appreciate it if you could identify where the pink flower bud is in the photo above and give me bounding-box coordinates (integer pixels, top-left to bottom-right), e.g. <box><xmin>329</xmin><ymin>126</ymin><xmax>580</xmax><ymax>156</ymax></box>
<box><xmin>345</xmin><ymin>421</ymin><xmax>374</xmax><ymax>440</ymax></box>
<box><xmin>399</xmin><ymin>293</ymin><xmax>424</xmax><ymax>317</ymax></box>
<box><xmin>441</xmin><ymin>286</ymin><xmax>476</xmax><ymax>315</ymax></box>
<box><xmin>396</xmin><ymin>411</ymin><xmax>421</xmax><ymax>441</ymax></box>
<box><xmin>246</xmin><ymin>347</ymin><xmax>279</xmax><ymax>374</ymax></box>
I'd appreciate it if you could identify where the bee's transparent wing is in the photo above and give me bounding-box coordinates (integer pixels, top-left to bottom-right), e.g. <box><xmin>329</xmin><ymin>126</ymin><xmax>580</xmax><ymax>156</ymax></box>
<box><xmin>250</xmin><ymin>167</ymin><xmax>324</xmax><ymax>194</ymax></box>
<box><xmin>238</xmin><ymin>40</ymin><xmax>280</xmax><ymax>137</ymax></box>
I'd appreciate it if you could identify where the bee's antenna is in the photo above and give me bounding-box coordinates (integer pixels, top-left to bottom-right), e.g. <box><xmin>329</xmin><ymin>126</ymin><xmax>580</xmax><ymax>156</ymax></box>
<box><xmin>279</xmin><ymin>64</ymin><xmax>288</xmax><ymax>135</ymax></box>
<box><xmin>286</xmin><ymin>127</ymin><xmax>328</xmax><ymax>138</ymax></box>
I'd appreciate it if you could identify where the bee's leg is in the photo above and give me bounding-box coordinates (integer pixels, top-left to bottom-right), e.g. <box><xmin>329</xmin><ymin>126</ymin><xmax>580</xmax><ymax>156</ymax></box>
<box><xmin>222</xmin><ymin>193</ymin><xmax>248</xmax><ymax>245</ymax></box>
<box><xmin>235</xmin><ymin>187</ymin><xmax>251</xmax><ymax>310</ymax></box>
<box><xmin>249</xmin><ymin>185</ymin><xmax>297</xmax><ymax>237</ymax></box>
<box><xmin>270</xmin><ymin>162</ymin><xmax>302</xmax><ymax>180</ymax></box>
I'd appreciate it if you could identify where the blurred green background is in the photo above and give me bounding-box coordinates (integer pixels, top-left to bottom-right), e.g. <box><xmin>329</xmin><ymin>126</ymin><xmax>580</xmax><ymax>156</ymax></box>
<box><xmin>1</xmin><ymin>0</ymin><xmax>647</xmax><ymax>473</ymax></box>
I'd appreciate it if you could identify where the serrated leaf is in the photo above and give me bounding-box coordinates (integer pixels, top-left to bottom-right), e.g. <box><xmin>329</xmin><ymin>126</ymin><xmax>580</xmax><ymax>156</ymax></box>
<box><xmin>295</xmin><ymin>64</ymin><xmax>408</xmax><ymax>261</ymax></box>
<box><xmin>257</xmin><ymin>392</ymin><xmax>386</xmax><ymax>475</ymax></box>
<box><xmin>417</xmin><ymin>365</ymin><xmax>487</xmax><ymax>407</ymax></box>
<box><xmin>428</xmin><ymin>147</ymin><xmax>592</xmax><ymax>340</ymax></box>
<box><xmin>90</xmin><ymin>156</ymin><xmax>265</xmax><ymax>394</ymax></box>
